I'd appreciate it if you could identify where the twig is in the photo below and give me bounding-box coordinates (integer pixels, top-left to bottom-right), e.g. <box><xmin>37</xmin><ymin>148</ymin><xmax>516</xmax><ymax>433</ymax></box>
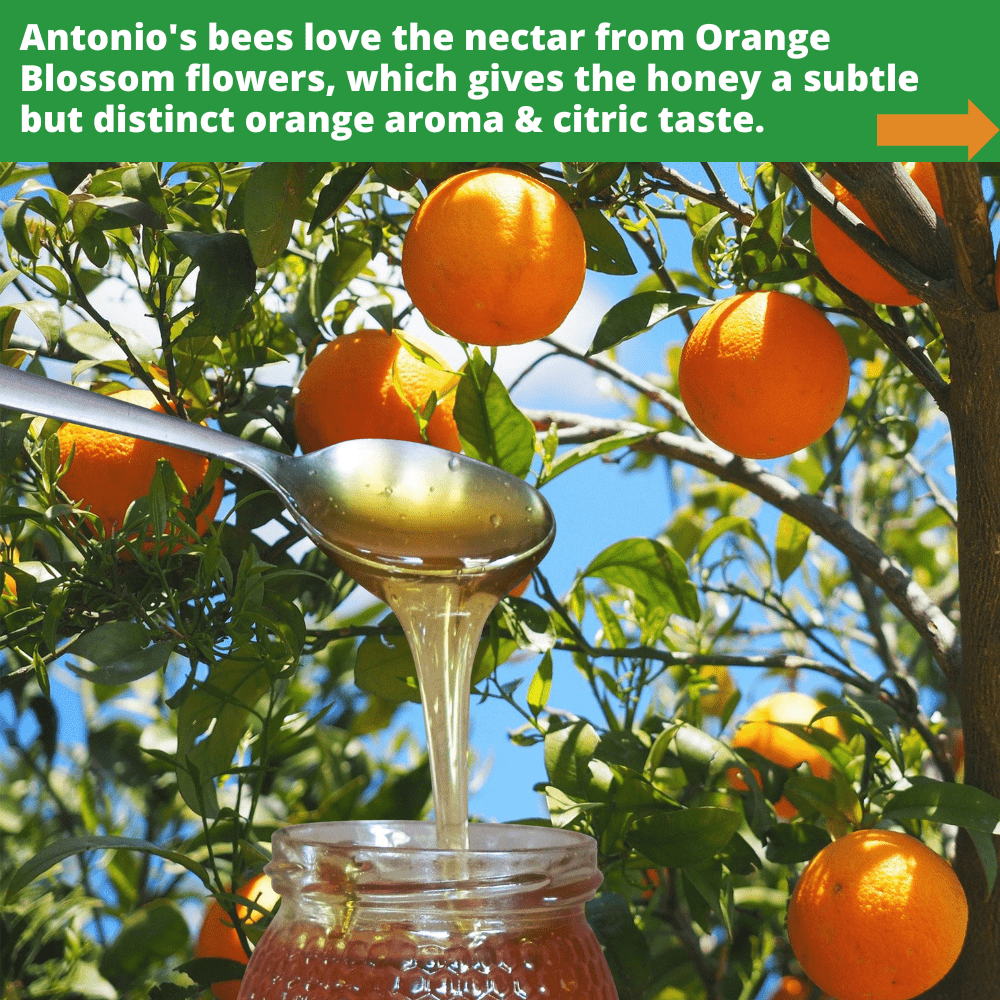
<box><xmin>539</xmin><ymin>338</ymin><xmax>692</xmax><ymax>424</ymax></box>
<box><xmin>624</xmin><ymin>225</ymin><xmax>696</xmax><ymax>336</ymax></box>
<box><xmin>643</xmin><ymin>162</ymin><xmax>755</xmax><ymax>227</ymax></box>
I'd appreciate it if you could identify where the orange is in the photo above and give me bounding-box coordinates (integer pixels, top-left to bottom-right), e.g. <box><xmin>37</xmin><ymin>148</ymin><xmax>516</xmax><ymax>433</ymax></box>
<box><xmin>640</xmin><ymin>866</ymin><xmax>667</xmax><ymax>900</ymax></box>
<box><xmin>401</xmin><ymin>167</ymin><xmax>587</xmax><ymax>347</ymax></box>
<box><xmin>194</xmin><ymin>873</ymin><xmax>280</xmax><ymax>1000</ymax></box>
<box><xmin>771</xmin><ymin>975</ymin><xmax>820</xmax><ymax>1000</ymax></box>
<box><xmin>508</xmin><ymin>576</ymin><xmax>531</xmax><ymax>599</ymax></box>
<box><xmin>810</xmin><ymin>162</ymin><xmax>943</xmax><ymax>306</ymax></box>
<box><xmin>728</xmin><ymin>691</ymin><xmax>845</xmax><ymax>820</ymax></box>
<box><xmin>56</xmin><ymin>389</ymin><xmax>223</xmax><ymax>545</ymax></box>
<box><xmin>678</xmin><ymin>291</ymin><xmax>850</xmax><ymax>459</ymax></box>
<box><xmin>787</xmin><ymin>828</ymin><xmax>968</xmax><ymax>1000</ymax></box>
<box><xmin>294</xmin><ymin>329</ymin><xmax>461</xmax><ymax>454</ymax></box>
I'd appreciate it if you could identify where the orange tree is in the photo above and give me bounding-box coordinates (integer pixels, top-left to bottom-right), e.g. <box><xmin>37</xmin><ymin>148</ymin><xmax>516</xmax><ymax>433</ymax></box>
<box><xmin>0</xmin><ymin>161</ymin><xmax>997</xmax><ymax>1000</ymax></box>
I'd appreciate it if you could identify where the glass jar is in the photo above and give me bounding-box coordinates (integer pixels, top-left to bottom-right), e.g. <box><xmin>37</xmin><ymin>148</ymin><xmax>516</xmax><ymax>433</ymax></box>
<box><xmin>238</xmin><ymin>820</ymin><xmax>618</xmax><ymax>1000</ymax></box>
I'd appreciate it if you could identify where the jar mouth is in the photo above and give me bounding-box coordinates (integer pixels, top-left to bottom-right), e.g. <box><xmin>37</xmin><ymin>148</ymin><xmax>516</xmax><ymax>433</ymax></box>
<box><xmin>277</xmin><ymin>820</ymin><xmax>596</xmax><ymax>855</ymax></box>
<box><xmin>267</xmin><ymin>821</ymin><xmax>602</xmax><ymax>907</ymax></box>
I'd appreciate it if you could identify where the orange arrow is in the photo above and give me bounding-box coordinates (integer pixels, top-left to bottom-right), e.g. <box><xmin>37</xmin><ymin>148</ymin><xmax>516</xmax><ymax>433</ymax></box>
<box><xmin>877</xmin><ymin>100</ymin><xmax>998</xmax><ymax>160</ymax></box>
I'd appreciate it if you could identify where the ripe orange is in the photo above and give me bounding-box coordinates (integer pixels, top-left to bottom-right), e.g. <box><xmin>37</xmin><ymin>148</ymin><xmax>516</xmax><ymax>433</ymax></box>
<box><xmin>729</xmin><ymin>691</ymin><xmax>845</xmax><ymax>820</ymax></box>
<box><xmin>294</xmin><ymin>329</ymin><xmax>461</xmax><ymax>454</ymax></box>
<box><xmin>401</xmin><ymin>167</ymin><xmax>587</xmax><ymax>347</ymax></box>
<box><xmin>194</xmin><ymin>873</ymin><xmax>280</xmax><ymax>1000</ymax></box>
<box><xmin>787</xmin><ymin>828</ymin><xmax>968</xmax><ymax>1000</ymax></box>
<box><xmin>508</xmin><ymin>576</ymin><xmax>531</xmax><ymax>599</ymax></box>
<box><xmin>56</xmin><ymin>389</ymin><xmax>223</xmax><ymax>545</ymax></box>
<box><xmin>810</xmin><ymin>162</ymin><xmax>944</xmax><ymax>306</ymax></box>
<box><xmin>771</xmin><ymin>975</ymin><xmax>821</xmax><ymax>1000</ymax></box>
<box><xmin>678</xmin><ymin>291</ymin><xmax>850</xmax><ymax>459</ymax></box>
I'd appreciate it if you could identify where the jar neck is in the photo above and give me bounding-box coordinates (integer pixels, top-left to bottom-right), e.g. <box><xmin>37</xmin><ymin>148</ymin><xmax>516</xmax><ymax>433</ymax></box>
<box><xmin>266</xmin><ymin>821</ymin><xmax>603</xmax><ymax>924</ymax></box>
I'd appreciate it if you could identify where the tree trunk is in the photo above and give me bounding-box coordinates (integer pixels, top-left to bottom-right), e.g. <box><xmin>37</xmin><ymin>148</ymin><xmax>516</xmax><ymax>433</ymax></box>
<box><xmin>932</xmin><ymin>304</ymin><xmax>1000</xmax><ymax>997</ymax></box>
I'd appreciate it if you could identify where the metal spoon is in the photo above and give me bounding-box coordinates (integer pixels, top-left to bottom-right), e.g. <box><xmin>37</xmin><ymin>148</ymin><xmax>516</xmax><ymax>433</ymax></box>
<box><xmin>0</xmin><ymin>366</ymin><xmax>555</xmax><ymax>581</ymax></box>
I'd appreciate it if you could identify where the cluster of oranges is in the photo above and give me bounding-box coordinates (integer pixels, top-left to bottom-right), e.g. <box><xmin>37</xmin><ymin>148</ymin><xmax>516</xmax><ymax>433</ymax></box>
<box><xmin>48</xmin><ymin>162</ymin><xmax>945</xmax><ymax>545</ymax></box>
<box><xmin>724</xmin><ymin>687</ymin><xmax>967</xmax><ymax>1000</ymax></box>
<box><xmin>680</xmin><ymin>162</ymin><xmax>945</xmax><ymax>461</ymax></box>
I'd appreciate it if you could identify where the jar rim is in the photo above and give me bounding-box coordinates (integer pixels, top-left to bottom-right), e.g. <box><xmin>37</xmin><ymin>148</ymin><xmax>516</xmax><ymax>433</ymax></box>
<box><xmin>266</xmin><ymin>821</ymin><xmax>603</xmax><ymax>905</ymax></box>
<box><xmin>274</xmin><ymin>820</ymin><xmax>597</xmax><ymax>858</ymax></box>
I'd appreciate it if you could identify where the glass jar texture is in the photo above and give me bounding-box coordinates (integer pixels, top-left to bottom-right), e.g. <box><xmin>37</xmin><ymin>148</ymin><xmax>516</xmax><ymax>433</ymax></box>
<box><xmin>238</xmin><ymin>820</ymin><xmax>618</xmax><ymax>1000</ymax></box>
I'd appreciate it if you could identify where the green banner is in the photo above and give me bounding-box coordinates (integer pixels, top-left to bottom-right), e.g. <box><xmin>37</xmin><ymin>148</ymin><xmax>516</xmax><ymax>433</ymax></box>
<box><xmin>3</xmin><ymin>0</ymin><xmax>997</xmax><ymax>160</ymax></box>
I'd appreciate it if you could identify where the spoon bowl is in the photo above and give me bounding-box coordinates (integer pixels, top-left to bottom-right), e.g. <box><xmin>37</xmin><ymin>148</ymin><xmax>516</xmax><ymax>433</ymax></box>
<box><xmin>0</xmin><ymin>367</ymin><xmax>555</xmax><ymax>578</ymax></box>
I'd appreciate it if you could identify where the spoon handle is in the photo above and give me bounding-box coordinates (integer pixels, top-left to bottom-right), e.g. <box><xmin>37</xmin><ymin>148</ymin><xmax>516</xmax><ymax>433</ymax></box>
<box><xmin>0</xmin><ymin>366</ymin><xmax>283</xmax><ymax>484</ymax></box>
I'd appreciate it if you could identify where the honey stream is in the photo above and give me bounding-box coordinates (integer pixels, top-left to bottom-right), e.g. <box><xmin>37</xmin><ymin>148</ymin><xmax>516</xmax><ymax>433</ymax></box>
<box><xmin>317</xmin><ymin>458</ymin><xmax>553</xmax><ymax>850</ymax></box>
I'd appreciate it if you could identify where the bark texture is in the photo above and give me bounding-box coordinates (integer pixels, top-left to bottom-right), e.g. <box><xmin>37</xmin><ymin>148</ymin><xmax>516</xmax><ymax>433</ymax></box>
<box><xmin>938</xmin><ymin>304</ymin><xmax>1000</xmax><ymax>998</ymax></box>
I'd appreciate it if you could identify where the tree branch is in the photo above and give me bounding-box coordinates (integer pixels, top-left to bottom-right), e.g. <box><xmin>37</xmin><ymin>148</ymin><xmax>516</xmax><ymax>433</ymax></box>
<box><xmin>834</xmin><ymin>162</ymin><xmax>955</xmax><ymax>286</ymax></box>
<box><xmin>525</xmin><ymin>408</ymin><xmax>961</xmax><ymax>684</ymax></box>
<box><xmin>774</xmin><ymin>162</ymin><xmax>951</xmax><ymax>410</ymax></box>
<box><xmin>775</xmin><ymin>162</ymin><xmax>955</xmax><ymax>305</ymax></box>
<box><xmin>934</xmin><ymin>163</ymin><xmax>998</xmax><ymax>313</ymax></box>
<box><xmin>642</xmin><ymin>162</ymin><xmax>755</xmax><ymax>227</ymax></box>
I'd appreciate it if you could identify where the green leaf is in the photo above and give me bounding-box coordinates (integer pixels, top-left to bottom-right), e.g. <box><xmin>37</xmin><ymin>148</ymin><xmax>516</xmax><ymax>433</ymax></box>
<box><xmin>681</xmin><ymin>859</ymin><xmax>734</xmax><ymax>936</ymax></box>
<box><xmin>575</xmin><ymin>207</ymin><xmax>636</xmax><ymax>275</ymax></box>
<box><xmin>99</xmin><ymin>899</ymin><xmax>189</xmax><ymax>985</ymax></box>
<box><xmin>526</xmin><ymin>651</ymin><xmax>553</xmax><ymax>719</ymax></box>
<box><xmin>545</xmin><ymin>721</ymin><xmax>601</xmax><ymax>798</ymax></box>
<box><xmin>175</xmin><ymin>651</ymin><xmax>275</xmax><ymax>817</ymax></box>
<box><xmin>64</xmin><ymin>321</ymin><xmax>156</xmax><ymax>365</ymax></box>
<box><xmin>584</xmin><ymin>537</ymin><xmax>700</xmax><ymax>621</ymax></box>
<box><xmin>776</xmin><ymin>513</ymin><xmax>812</xmax><ymax>583</ymax></box>
<box><xmin>354</xmin><ymin>628</ymin><xmax>421</xmax><ymax>704</ymax></box>
<box><xmin>740</xmin><ymin>194</ymin><xmax>785</xmax><ymax>280</ymax></box>
<box><xmin>66</xmin><ymin>641</ymin><xmax>172</xmax><ymax>686</ymax></box>
<box><xmin>78</xmin><ymin>226</ymin><xmax>110</xmax><ymax>268</ymax></box>
<box><xmin>309</xmin><ymin>163</ymin><xmax>371</xmax><ymax>233</ymax></box>
<box><xmin>120</xmin><ymin>162</ymin><xmax>168</xmax><ymax>219</ymax></box>
<box><xmin>691</xmin><ymin>212</ymin><xmax>728</xmax><ymax>289</ymax></box>
<box><xmin>585</xmin><ymin>892</ymin><xmax>651</xmax><ymax>1000</ymax></box>
<box><xmin>75</xmin><ymin>193</ymin><xmax>165</xmax><ymax>230</ymax></box>
<box><xmin>177</xmin><ymin>958</ymin><xmax>248</xmax><ymax>990</ymax></box>
<box><xmin>315</xmin><ymin>237</ymin><xmax>373</xmax><ymax>309</ymax></box>
<box><xmin>4</xmin><ymin>836</ymin><xmax>210</xmax><ymax>902</ymax></box>
<box><xmin>574</xmin><ymin>162</ymin><xmax>626</xmax><ymax>199</ymax></box>
<box><xmin>61</xmin><ymin>621</ymin><xmax>150</xmax><ymax>666</ymax></box>
<box><xmin>696</xmin><ymin>515</ymin><xmax>769</xmax><ymax>566</ymax></box>
<box><xmin>878</xmin><ymin>415</ymin><xmax>919</xmax><ymax>458</ymax></box>
<box><xmin>244</xmin><ymin>162</ymin><xmax>325</xmax><ymax>267</ymax></box>
<box><xmin>536</xmin><ymin>430</ymin><xmax>653</xmax><ymax>487</ymax></box>
<box><xmin>764</xmin><ymin>822</ymin><xmax>832</xmax><ymax>864</ymax></box>
<box><xmin>882</xmin><ymin>776</ymin><xmax>1000</xmax><ymax>834</ymax></box>
<box><xmin>589</xmin><ymin>290</ymin><xmax>706</xmax><ymax>356</ymax></box>
<box><xmin>967</xmin><ymin>828</ymin><xmax>998</xmax><ymax>897</ymax></box>
<box><xmin>17</xmin><ymin>301</ymin><xmax>61</xmax><ymax>348</ymax></box>
<box><xmin>167</xmin><ymin>231</ymin><xmax>256</xmax><ymax>337</ymax></box>
<box><xmin>627</xmin><ymin>807</ymin><xmax>741</xmax><ymax>869</ymax></box>
<box><xmin>454</xmin><ymin>350</ymin><xmax>535</xmax><ymax>479</ymax></box>
<box><xmin>2</xmin><ymin>202</ymin><xmax>39</xmax><ymax>259</ymax></box>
